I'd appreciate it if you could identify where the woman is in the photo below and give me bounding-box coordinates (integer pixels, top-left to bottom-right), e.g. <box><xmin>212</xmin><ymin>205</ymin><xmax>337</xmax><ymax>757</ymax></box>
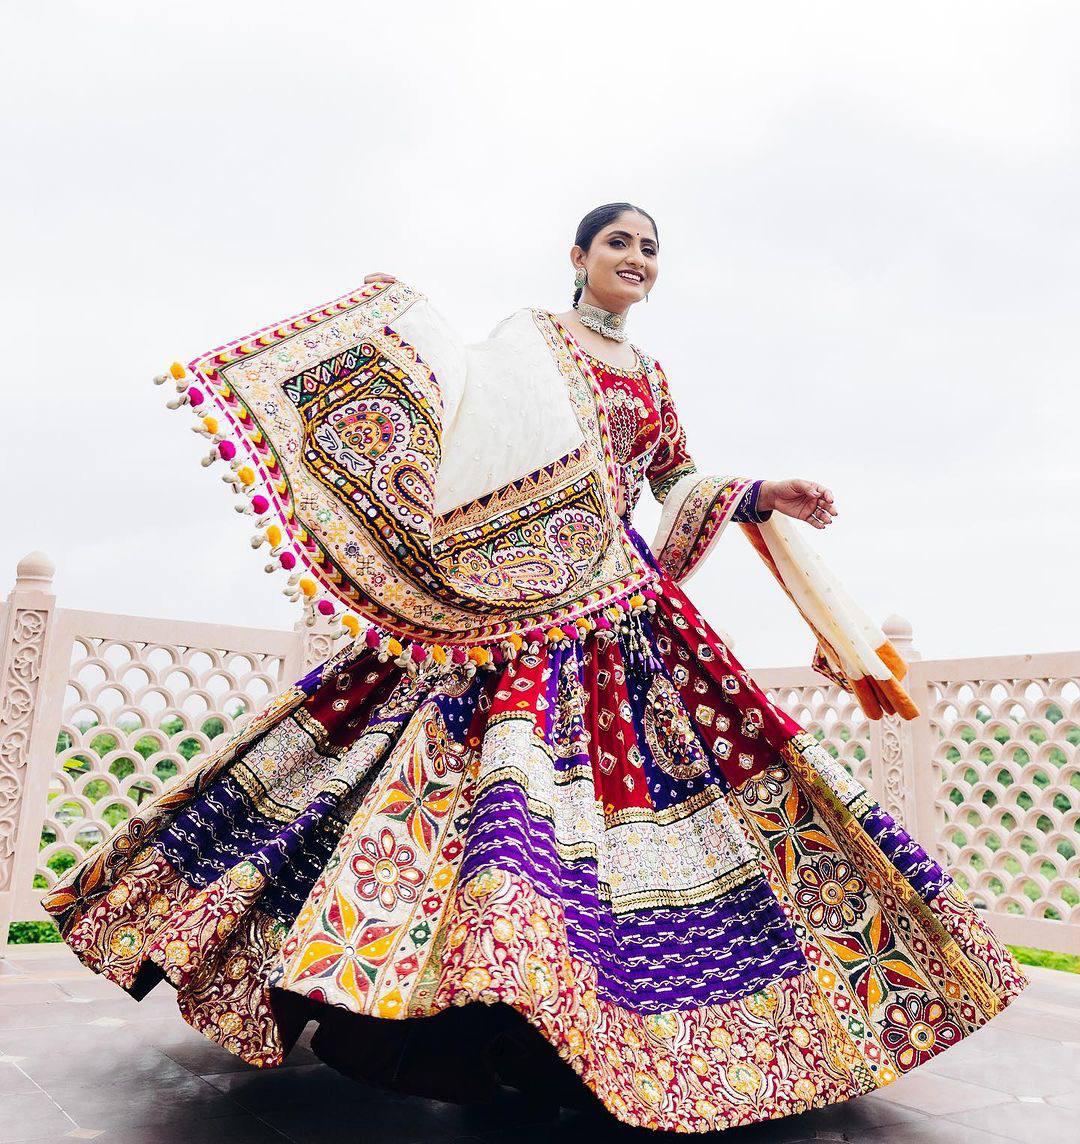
<box><xmin>42</xmin><ymin>203</ymin><xmax>1025</xmax><ymax>1134</ymax></box>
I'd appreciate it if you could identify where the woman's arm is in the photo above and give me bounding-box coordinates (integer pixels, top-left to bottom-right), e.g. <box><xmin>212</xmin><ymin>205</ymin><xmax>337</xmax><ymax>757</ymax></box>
<box><xmin>645</xmin><ymin>361</ymin><xmax>699</xmax><ymax>503</ymax></box>
<box><xmin>647</xmin><ymin>360</ymin><xmax>837</xmax><ymax>529</ymax></box>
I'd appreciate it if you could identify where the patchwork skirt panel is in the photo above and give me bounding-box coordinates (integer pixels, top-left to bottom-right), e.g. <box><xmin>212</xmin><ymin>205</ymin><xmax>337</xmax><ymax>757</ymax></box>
<box><xmin>41</xmin><ymin>573</ymin><xmax>1026</xmax><ymax>1133</ymax></box>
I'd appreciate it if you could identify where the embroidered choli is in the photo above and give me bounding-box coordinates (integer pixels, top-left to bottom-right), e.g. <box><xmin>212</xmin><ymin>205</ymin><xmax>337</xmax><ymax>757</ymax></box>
<box><xmin>580</xmin><ymin>347</ymin><xmax>771</xmax><ymax>524</ymax></box>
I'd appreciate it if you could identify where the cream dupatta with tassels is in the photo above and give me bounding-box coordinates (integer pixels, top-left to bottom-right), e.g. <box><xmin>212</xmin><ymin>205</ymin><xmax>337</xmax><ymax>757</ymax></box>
<box><xmin>165</xmin><ymin>280</ymin><xmax>653</xmax><ymax>655</ymax></box>
<box><xmin>652</xmin><ymin>473</ymin><xmax>918</xmax><ymax>720</ymax></box>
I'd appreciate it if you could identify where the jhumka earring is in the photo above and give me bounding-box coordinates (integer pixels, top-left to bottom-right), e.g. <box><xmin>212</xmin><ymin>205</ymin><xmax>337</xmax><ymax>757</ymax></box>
<box><xmin>574</xmin><ymin>267</ymin><xmax>588</xmax><ymax>291</ymax></box>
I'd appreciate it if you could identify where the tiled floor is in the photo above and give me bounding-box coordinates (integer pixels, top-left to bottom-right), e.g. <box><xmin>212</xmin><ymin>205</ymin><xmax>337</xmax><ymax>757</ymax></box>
<box><xmin>0</xmin><ymin>945</ymin><xmax>1077</xmax><ymax>1143</ymax></box>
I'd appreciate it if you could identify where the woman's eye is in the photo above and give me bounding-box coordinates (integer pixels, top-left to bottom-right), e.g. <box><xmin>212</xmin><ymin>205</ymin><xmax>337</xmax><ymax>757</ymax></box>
<box><xmin>610</xmin><ymin>237</ymin><xmax>656</xmax><ymax>255</ymax></box>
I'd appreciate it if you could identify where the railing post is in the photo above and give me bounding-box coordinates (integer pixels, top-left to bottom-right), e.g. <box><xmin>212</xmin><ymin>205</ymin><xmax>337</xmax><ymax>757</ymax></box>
<box><xmin>0</xmin><ymin>553</ymin><xmax>59</xmax><ymax>956</ymax></box>
<box><xmin>282</xmin><ymin>611</ymin><xmax>341</xmax><ymax>686</ymax></box>
<box><xmin>279</xmin><ymin>607</ymin><xmax>332</xmax><ymax>689</ymax></box>
<box><xmin>870</xmin><ymin>615</ymin><xmax>937</xmax><ymax>845</ymax></box>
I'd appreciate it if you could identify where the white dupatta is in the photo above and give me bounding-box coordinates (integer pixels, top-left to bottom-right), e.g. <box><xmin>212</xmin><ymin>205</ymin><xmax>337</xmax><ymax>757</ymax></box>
<box><xmin>653</xmin><ymin>473</ymin><xmax>918</xmax><ymax>720</ymax></box>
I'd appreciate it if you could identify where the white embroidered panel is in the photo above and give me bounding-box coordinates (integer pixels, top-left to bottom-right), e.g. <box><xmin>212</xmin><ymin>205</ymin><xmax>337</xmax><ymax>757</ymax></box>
<box><xmin>434</xmin><ymin>308</ymin><xmax>585</xmax><ymax>515</ymax></box>
<box><xmin>393</xmin><ymin>297</ymin><xmax>468</xmax><ymax>431</ymax></box>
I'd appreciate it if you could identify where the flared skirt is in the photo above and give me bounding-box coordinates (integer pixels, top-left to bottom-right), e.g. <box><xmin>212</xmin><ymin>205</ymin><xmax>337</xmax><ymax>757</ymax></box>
<box><xmin>41</xmin><ymin>565</ymin><xmax>1027</xmax><ymax>1133</ymax></box>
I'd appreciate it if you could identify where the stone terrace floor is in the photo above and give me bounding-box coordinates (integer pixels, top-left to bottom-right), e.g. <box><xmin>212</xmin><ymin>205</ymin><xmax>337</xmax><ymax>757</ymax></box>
<box><xmin>0</xmin><ymin>945</ymin><xmax>1077</xmax><ymax>1144</ymax></box>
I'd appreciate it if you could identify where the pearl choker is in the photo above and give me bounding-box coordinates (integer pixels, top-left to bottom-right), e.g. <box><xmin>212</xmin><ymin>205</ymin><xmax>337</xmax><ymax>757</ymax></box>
<box><xmin>574</xmin><ymin>300</ymin><xmax>628</xmax><ymax>342</ymax></box>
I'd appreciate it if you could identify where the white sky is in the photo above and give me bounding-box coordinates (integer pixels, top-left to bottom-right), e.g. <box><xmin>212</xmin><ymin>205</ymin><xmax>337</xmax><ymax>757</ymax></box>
<box><xmin>3</xmin><ymin>1</ymin><xmax>1078</xmax><ymax>668</ymax></box>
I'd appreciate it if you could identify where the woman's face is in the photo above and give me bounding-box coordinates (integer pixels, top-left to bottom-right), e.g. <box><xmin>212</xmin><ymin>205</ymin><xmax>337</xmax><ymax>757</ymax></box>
<box><xmin>573</xmin><ymin>211</ymin><xmax>658</xmax><ymax>310</ymax></box>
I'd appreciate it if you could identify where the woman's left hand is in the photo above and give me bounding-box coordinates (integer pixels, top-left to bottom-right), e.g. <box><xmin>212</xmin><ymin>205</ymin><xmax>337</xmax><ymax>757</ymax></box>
<box><xmin>759</xmin><ymin>479</ymin><xmax>837</xmax><ymax>529</ymax></box>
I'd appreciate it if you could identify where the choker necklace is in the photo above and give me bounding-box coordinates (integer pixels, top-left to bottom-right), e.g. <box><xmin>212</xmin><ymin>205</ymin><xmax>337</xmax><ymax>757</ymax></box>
<box><xmin>574</xmin><ymin>300</ymin><xmax>628</xmax><ymax>341</ymax></box>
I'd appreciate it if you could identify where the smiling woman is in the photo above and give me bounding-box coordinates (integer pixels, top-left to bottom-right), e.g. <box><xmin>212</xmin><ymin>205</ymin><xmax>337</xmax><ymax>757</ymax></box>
<box><xmin>40</xmin><ymin>203</ymin><xmax>1026</xmax><ymax>1134</ymax></box>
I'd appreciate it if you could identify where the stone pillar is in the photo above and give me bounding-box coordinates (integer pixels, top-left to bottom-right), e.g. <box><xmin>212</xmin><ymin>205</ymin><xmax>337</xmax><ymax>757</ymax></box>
<box><xmin>292</xmin><ymin>613</ymin><xmax>338</xmax><ymax>672</ymax></box>
<box><xmin>0</xmin><ymin>553</ymin><xmax>58</xmax><ymax>954</ymax></box>
<box><xmin>870</xmin><ymin>614</ymin><xmax>925</xmax><ymax>830</ymax></box>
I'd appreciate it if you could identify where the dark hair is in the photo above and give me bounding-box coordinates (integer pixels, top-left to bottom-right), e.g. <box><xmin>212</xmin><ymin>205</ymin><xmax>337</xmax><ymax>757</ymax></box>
<box><xmin>572</xmin><ymin>202</ymin><xmax>659</xmax><ymax>305</ymax></box>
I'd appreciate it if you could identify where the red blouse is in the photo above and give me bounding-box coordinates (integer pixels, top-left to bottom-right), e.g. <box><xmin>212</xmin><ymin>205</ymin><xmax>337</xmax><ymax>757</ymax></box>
<box><xmin>549</xmin><ymin>316</ymin><xmax>770</xmax><ymax>524</ymax></box>
<box><xmin>581</xmin><ymin>349</ymin><xmax>697</xmax><ymax>507</ymax></box>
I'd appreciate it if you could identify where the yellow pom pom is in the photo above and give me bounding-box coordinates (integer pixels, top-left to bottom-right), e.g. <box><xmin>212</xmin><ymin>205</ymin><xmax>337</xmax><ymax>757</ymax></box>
<box><xmin>237</xmin><ymin>466</ymin><xmax>256</xmax><ymax>486</ymax></box>
<box><xmin>432</xmin><ymin>645</ymin><xmax>447</xmax><ymax>665</ymax></box>
<box><xmin>299</xmin><ymin>577</ymin><xmax>317</xmax><ymax>598</ymax></box>
<box><xmin>629</xmin><ymin>594</ymin><xmax>645</xmax><ymax>609</ymax></box>
<box><xmin>468</xmin><ymin>646</ymin><xmax>488</xmax><ymax>665</ymax></box>
<box><xmin>545</xmin><ymin>627</ymin><xmax>564</xmax><ymax>644</ymax></box>
<box><xmin>387</xmin><ymin>637</ymin><xmax>403</xmax><ymax>657</ymax></box>
<box><xmin>575</xmin><ymin>617</ymin><xmax>591</xmax><ymax>631</ymax></box>
<box><xmin>341</xmin><ymin>615</ymin><xmax>360</xmax><ymax>637</ymax></box>
<box><xmin>202</xmin><ymin>415</ymin><xmax>219</xmax><ymax>434</ymax></box>
<box><xmin>266</xmin><ymin>524</ymin><xmax>282</xmax><ymax>547</ymax></box>
<box><xmin>507</xmin><ymin>633</ymin><xmax>524</xmax><ymax>651</ymax></box>
<box><xmin>170</xmin><ymin>361</ymin><xmax>187</xmax><ymax>380</ymax></box>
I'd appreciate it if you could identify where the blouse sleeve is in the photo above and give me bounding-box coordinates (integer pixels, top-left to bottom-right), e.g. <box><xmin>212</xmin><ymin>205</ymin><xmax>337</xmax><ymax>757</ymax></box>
<box><xmin>646</xmin><ymin>361</ymin><xmax>771</xmax><ymax>523</ymax></box>
<box><xmin>646</xmin><ymin>360</ymin><xmax>699</xmax><ymax>503</ymax></box>
<box><xmin>733</xmin><ymin>480</ymin><xmax>773</xmax><ymax>524</ymax></box>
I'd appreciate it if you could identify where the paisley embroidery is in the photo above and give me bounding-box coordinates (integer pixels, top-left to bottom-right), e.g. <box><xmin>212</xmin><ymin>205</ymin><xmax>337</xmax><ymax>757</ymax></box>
<box><xmin>182</xmin><ymin>285</ymin><xmax>653</xmax><ymax>644</ymax></box>
<box><xmin>643</xmin><ymin>675</ymin><xmax>710</xmax><ymax>780</ymax></box>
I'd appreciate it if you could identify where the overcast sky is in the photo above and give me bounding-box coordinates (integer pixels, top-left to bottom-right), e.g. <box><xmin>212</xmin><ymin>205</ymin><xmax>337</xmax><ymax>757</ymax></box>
<box><xmin>3</xmin><ymin>1</ymin><xmax>1077</xmax><ymax>669</ymax></box>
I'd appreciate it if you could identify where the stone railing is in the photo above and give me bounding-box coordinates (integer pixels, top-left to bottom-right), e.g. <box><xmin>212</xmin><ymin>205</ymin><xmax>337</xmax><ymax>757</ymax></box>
<box><xmin>1</xmin><ymin>551</ymin><xmax>1077</xmax><ymax>956</ymax></box>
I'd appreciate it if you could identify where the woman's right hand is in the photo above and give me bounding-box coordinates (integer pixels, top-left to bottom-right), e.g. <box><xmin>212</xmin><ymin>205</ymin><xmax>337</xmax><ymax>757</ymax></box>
<box><xmin>759</xmin><ymin>479</ymin><xmax>837</xmax><ymax>529</ymax></box>
<box><xmin>363</xmin><ymin>272</ymin><xmax>398</xmax><ymax>284</ymax></box>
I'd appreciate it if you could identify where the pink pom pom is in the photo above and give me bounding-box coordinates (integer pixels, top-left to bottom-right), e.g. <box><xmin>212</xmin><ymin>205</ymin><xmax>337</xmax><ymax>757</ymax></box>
<box><xmin>526</xmin><ymin>628</ymin><xmax>544</xmax><ymax>644</ymax></box>
<box><xmin>561</xmin><ymin>626</ymin><xmax>577</xmax><ymax>641</ymax></box>
<box><xmin>451</xmin><ymin>646</ymin><xmax>467</xmax><ymax>665</ymax></box>
<box><xmin>490</xmin><ymin>646</ymin><xmax>504</xmax><ymax>665</ymax></box>
<box><xmin>644</xmin><ymin>589</ymin><xmax>659</xmax><ymax>602</ymax></box>
<box><xmin>278</xmin><ymin>551</ymin><xmax>297</xmax><ymax>570</ymax></box>
<box><xmin>595</xmin><ymin>615</ymin><xmax>612</xmax><ymax>631</ymax></box>
<box><xmin>365</xmin><ymin>628</ymin><xmax>381</xmax><ymax>649</ymax></box>
<box><xmin>410</xmin><ymin>643</ymin><xmax>427</xmax><ymax>665</ymax></box>
<box><xmin>251</xmin><ymin>494</ymin><xmax>270</xmax><ymax>514</ymax></box>
<box><xmin>218</xmin><ymin>440</ymin><xmax>237</xmax><ymax>461</ymax></box>
<box><xmin>187</xmin><ymin>386</ymin><xmax>204</xmax><ymax>406</ymax></box>
<box><xmin>316</xmin><ymin>599</ymin><xmax>335</xmax><ymax>616</ymax></box>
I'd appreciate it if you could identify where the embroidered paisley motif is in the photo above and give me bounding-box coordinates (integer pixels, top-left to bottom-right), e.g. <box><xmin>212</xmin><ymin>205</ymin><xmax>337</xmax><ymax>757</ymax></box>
<box><xmin>643</xmin><ymin>675</ymin><xmax>710</xmax><ymax>780</ymax></box>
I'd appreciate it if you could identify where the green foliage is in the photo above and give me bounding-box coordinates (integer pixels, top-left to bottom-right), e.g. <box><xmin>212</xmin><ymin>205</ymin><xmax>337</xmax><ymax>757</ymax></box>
<box><xmin>47</xmin><ymin>851</ymin><xmax>77</xmax><ymax>875</ymax></box>
<box><xmin>6</xmin><ymin>921</ymin><xmax>61</xmax><ymax>944</ymax></box>
<box><xmin>1008</xmin><ymin>944</ymin><xmax>1080</xmax><ymax>975</ymax></box>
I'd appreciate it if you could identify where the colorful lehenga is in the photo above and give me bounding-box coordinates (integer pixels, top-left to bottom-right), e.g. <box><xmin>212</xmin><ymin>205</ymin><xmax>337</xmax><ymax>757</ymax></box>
<box><xmin>41</xmin><ymin>282</ymin><xmax>1026</xmax><ymax>1133</ymax></box>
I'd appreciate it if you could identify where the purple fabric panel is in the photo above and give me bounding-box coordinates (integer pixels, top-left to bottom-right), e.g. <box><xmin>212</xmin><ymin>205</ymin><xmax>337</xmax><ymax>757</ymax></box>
<box><xmin>461</xmin><ymin>777</ymin><xmax>806</xmax><ymax>1010</ymax></box>
<box><xmin>154</xmin><ymin>776</ymin><xmax>345</xmax><ymax>921</ymax></box>
<box><xmin>460</xmin><ymin>777</ymin><xmax>603</xmax><ymax>901</ymax></box>
<box><xmin>734</xmin><ymin>478</ymin><xmax>773</xmax><ymax>523</ymax></box>
<box><xmin>860</xmin><ymin>805</ymin><xmax>952</xmax><ymax>901</ymax></box>
<box><xmin>618</xmin><ymin>631</ymin><xmax>722</xmax><ymax>811</ymax></box>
